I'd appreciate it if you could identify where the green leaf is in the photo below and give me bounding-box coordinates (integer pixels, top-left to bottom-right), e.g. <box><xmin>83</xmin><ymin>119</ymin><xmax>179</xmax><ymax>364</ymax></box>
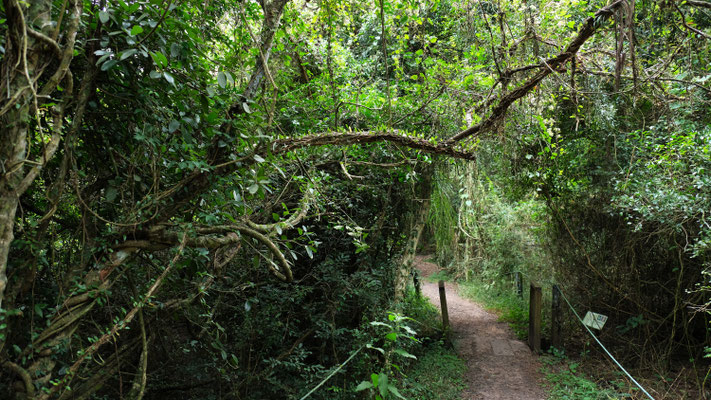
<box><xmin>370</xmin><ymin>373</ymin><xmax>379</xmax><ymax>387</ymax></box>
<box><xmin>248</xmin><ymin>184</ymin><xmax>259</xmax><ymax>195</ymax></box>
<box><xmin>355</xmin><ymin>381</ymin><xmax>373</xmax><ymax>391</ymax></box>
<box><xmin>101</xmin><ymin>59</ymin><xmax>118</xmax><ymax>71</ymax></box>
<box><xmin>393</xmin><ymin>349</ymin><xmax>416</xmax><ymax>359</ymax></box>
<box><xmin>119</xmin><ymin>49</ymin><xmax>138</xmax><ymax>60</ymax></box>
<box><xmin>388</xmin><ymin>385</ymin><xmax>407</xmax><ymax>399</ymax></box>
<box><xmin>163</xmin><ymin>72</ymin><xmax>175</xmax><ymax>85</ymax></box>
<box><xmin>378</xmin><ymin>373</ymin><xmax>388</xmax><ymax>397</ymax></box>
<box><xmin>150</xmin><ymin>51</ymin><xmax>168</xmax><ymax>68</ymax></box>
<box><xmin>106</xmin><ymin>187</ymin><xmax>118</xmax><ymax>202</ymax></box>
<box><xmin>168</xmin><ymin>120</ymin><xmax>180</xmax><ymax>133</ymax></box>
<box><xmin>99</xmin><ymin>11</ymin><xmax>110</xmax><ymax>24</ymax></box>
<box><xmin>170</xmin><ymin>43</ymin><xmax>181</xmax><ymax>57</ymax></box>
<box><xmin>385</xmin><ymin>332</ymin><xmax>397</xmax><ymax>341</ymax></box>
<box><xmin>217</xmin><ymin>72</ymin><xmax>226</xmax><ymax>88</ymax></box>
<box><xmin>130</xmin><ymin>25</ymin><xmax>144</xmax><ymax>36</ymax></box>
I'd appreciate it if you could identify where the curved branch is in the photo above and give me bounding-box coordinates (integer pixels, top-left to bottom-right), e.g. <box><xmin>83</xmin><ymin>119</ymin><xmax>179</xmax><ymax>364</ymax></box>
<box><xmin>117</xmin><ymin>224</ymin><xmax>294</xmax><ymax>281</ymax></box>
<box><xmin>443</xmin><ymin>0</ymin><xmax>625</xmax><ymax>144</ymax></box>
<box><xmin>236</xmin><ymin>225</ymin><xmax>292</xmax><ymax>281</ymax></box>
<box><xmin>674</xmin><ymin>2</ymin><xmax>711</xmax><ymax>39</ymax></box>
<box><xmin>247</xmin><ymin>185</ymin><xmax>315</xmax><ymax>234</ymax></box>
<box><xmin>26</xmin><ymin>27</ymin><xmax>62</xmax><ymax>59</ymax></box>
<box><xmin>3</xmin><ymin>361</ymin><xmax>35</xmax><ymax>398</ymax></box>
<box><xmin>38</xmin><ymin>0</ymin><xmax>83</xmax><ymax>98</ymax></box>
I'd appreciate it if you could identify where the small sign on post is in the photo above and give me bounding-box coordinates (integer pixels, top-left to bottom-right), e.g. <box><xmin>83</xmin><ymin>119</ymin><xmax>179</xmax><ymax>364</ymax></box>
<box><xmin>582</xmin><ymin>311</ymin><xmax>608</xmax><ymax>330</ymax></box>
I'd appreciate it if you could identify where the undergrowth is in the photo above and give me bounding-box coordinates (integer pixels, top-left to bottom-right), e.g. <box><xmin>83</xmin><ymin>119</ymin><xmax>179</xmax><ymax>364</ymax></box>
<box><xmin>323</xmin><ymin>287</ymin><xmax>467</xmax><ymax>400</ymax></box>
<box><xmin>400</xmin><ymin>344</ymin><xmax>467</xmax><ymax>400</ymax></box>
<box><xmin>541</xmin><ymin>349</ymin><xmax>629</xmax><ymax>400</ymax></box>
<box><xmin>399</xmin><ymin>287</ymin><xmax>467</xmax><ymax>399</ymax></box>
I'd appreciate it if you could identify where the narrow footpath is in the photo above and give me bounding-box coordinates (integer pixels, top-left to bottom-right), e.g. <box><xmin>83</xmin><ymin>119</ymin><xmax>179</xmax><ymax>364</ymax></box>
<box><xmin>415</xmin><ymin>255</ymin><xmax>547</xmax><ymax>400</ymax></box>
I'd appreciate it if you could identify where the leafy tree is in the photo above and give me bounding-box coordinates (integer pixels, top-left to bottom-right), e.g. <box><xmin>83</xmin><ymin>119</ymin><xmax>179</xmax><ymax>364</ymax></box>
<box><xmin>1</xmin><ymin>0</ymin><xmax>710</xmax><ymax>398</ymax></box>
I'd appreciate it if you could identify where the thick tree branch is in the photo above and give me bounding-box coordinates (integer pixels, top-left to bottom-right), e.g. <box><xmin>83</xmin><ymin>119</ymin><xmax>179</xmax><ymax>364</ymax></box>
<box><xmin>2</xmin><ymin>361</ymin><xmax>34</xmax><ymax>398</ymax></box>
<box><xmin>685</xmin><ymin>0</ymin><xmax>711</xmax><ymax>10</ymax></box>
<box><xmin>247</xmin><ymin>184</ymin><xmax>314</xmax><ymax>234</ymax></box>
<box><xmin>114</xmin><ymin>224</ymin><xmax>294</xmax><ymax>281</ymax></box>
<box><xmin>443</xmin><ymin>0</ymin><xmax>625</xmax><ymax>145</ymax></box>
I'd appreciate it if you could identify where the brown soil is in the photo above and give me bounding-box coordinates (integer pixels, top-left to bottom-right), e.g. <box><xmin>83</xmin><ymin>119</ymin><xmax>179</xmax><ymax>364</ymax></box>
<box><xmin>415</xmin><ymin>255</ymin><xmax>547</xmax><ymax>400</ymax></box>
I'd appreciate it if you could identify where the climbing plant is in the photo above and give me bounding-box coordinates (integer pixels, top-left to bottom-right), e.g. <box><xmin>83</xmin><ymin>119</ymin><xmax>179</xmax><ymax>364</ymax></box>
<box><xmin>1</xmin><ymin>0</ymin><xmax>711</xmax><ymax>398</ymax></box>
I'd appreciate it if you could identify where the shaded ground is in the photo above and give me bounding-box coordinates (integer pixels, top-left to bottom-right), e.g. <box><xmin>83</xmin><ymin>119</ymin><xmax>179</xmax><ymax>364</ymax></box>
<box><xmin>415</xmin><ymin>255</ymin><xmax>547</xmax><ymax>400</ymax></box>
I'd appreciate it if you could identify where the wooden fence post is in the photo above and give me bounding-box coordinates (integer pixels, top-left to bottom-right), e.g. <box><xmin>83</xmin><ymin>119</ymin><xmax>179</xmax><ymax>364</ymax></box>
<box><xmin>528</xmin><ymin>283</ymin><xmax>542</xmax><ymax>353</ymax></box>
<box><xmin>551</xmin><ymin>285</ymin><xmax>562</xmax><ymax>350</ymax></box>
<box><xmin>438</xmin><ymin>280</ymin><xmax>450</xmax><ymax>330</ymax></box>
<box><xmin>413</xmin><ymin>271</ymin><xmax>421</xmax><ymax>297</ymax></box>
<box><xmin>515</xmin><ymin>272</ymin><xmax>523</xmax><ymax>298</ymax></box>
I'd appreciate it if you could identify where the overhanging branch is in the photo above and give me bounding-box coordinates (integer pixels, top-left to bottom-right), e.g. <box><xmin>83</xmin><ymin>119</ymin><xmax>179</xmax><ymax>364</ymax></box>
<box><xmin>443</xmin><ymin>0</ymin><xmax>625</xmax><ymax>145</ymax></box>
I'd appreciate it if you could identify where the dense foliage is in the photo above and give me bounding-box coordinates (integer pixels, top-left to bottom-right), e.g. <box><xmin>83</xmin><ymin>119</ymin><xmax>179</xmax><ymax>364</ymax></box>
<box><xmin>1</xmin><ymin>0</ymin><xmax>711</xmax><ymax>398</ymax></box>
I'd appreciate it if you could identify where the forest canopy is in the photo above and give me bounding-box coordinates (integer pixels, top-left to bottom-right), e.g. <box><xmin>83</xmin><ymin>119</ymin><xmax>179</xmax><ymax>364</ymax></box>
<box><xmin>1</xmin><ymin>0</ymin><xmax>710</xmax><ymax>398</ymax></box>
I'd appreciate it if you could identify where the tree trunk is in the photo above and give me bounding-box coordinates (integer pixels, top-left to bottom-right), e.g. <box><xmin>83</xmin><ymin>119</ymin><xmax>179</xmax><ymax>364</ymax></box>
<box><xmin>394</xmin><ymin>167</ymin><xmax>433</xmax><ymax>302</ymax></box>
<box><xmin>0</xmin><ymin>0</ymin><xmax>53</xmax><ymax>310</ymax></box>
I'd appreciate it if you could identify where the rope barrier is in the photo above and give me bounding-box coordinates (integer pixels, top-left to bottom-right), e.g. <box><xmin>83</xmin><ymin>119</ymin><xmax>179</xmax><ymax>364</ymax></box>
<box><xmin>299</xmin><ymin>345</ymin><xmax>364</xmax><ymax>400</ymax></box>
<box><xmin>514</xmin><ymin>270</ymin><xmax>655</xmax><ymax>399</ymax></box>
<box><xmin>556</xmin><ymin>287</ymin><xmax>656</xmax><ymax>400</ymax></box>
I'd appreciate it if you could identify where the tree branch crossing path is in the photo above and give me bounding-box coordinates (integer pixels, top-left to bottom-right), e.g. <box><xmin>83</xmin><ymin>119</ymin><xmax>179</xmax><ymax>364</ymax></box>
<box><xmin>416</xmin><ymin>256</ymin><xmax>547</xmax><ymax>400</ymax></box>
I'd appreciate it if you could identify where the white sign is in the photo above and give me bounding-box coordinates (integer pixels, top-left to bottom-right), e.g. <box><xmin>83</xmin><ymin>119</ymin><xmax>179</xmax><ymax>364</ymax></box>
<box><xmin>582</xmin><ymin>311</ymin><xmax>608</xmax><ymax>330</ymax></box>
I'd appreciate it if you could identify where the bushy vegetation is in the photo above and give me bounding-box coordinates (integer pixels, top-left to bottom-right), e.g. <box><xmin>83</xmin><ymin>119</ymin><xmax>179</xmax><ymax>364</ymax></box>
<box><xmin>2</xmin><ymin>0</ymin><xmax>711</xmax><ymax>398</ymax></box>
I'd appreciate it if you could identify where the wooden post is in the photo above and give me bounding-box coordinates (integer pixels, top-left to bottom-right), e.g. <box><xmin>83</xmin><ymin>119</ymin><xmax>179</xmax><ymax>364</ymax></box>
<box><xmin>515</xmin><ymin>272</ymin><xmax>523</xmax><ymax>298</ymax></box>
<box><xmin>551</xmin><ymin>285</ymin><xmax>562</xmax><ymax>350</ymax></box>
<box><xmin>413</xmin><ymin>271</ymin><xmax>420</xmax><ymax>297</ymax></box>
<box><xmin>438</xmin><ymin>280</ymin><xmax>450</xmax><ymax>330</ymax></box>
<box><xmin>528</xmin><ymin>283</ymin><xmax>542</xmax><ymax>353</ymax></box>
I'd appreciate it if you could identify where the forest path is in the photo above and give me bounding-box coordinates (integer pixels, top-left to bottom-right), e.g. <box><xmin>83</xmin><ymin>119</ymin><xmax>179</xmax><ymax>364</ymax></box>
<box><xmin>415</xmin><ymin>255</ymin><xmax>547</xmax><ymax>400</ymax></box>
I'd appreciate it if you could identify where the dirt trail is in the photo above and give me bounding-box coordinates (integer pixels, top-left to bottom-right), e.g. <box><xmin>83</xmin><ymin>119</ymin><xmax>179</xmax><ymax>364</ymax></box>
<box><xmin>415</xmin><ymin>255</ymin><xmax>547</xmax><ymax>400</ymax></box>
